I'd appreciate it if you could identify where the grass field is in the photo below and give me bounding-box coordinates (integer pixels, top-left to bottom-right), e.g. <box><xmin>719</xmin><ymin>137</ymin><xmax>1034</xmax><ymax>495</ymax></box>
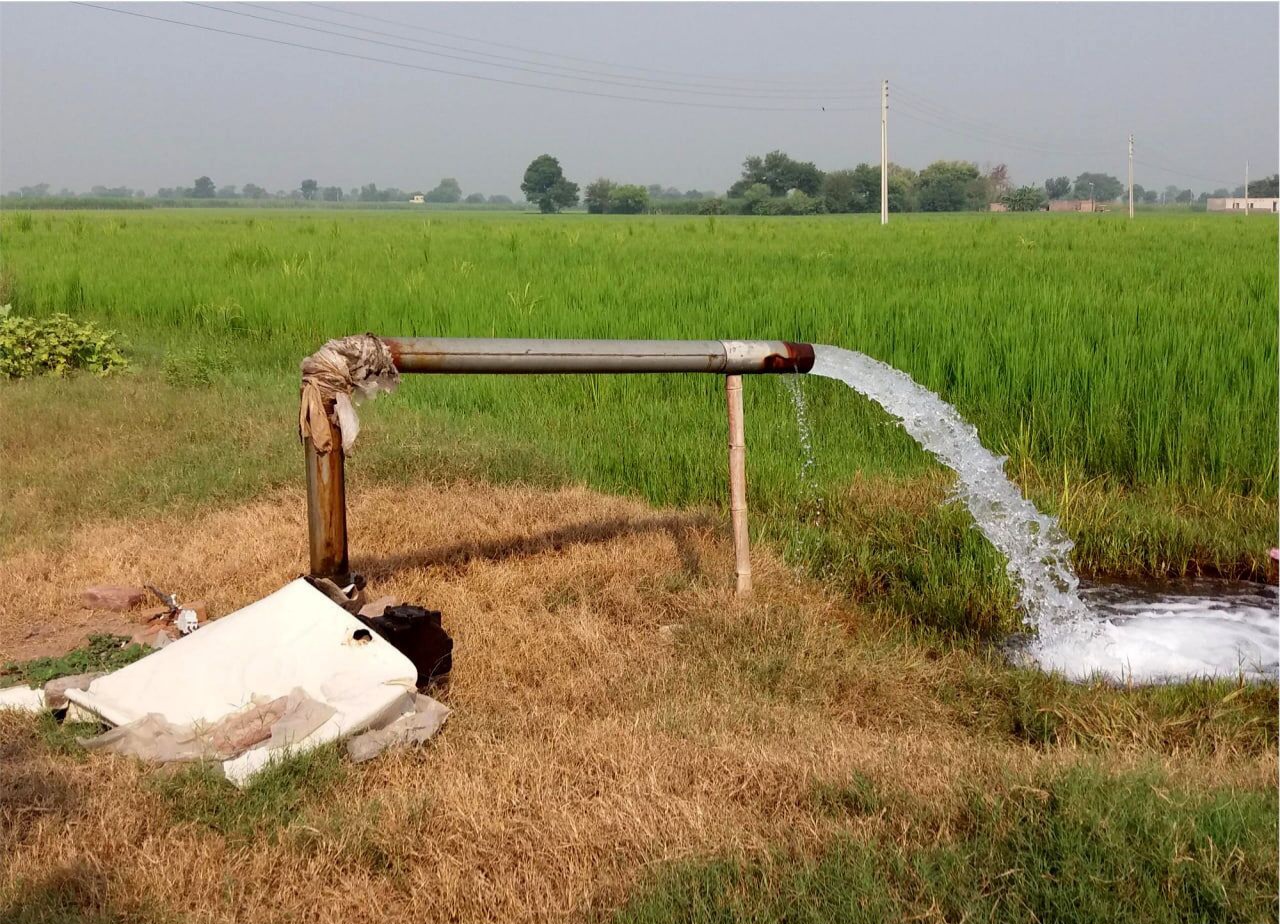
<box><xmin>1</xmin><ymin>209</ymin><xmax>1276</xmax><ymax>921</ymax></box>
<box><xmin>2</xmin><ymin>208</ymin><xmax>1275</xmax><ymax>632</ymax></box>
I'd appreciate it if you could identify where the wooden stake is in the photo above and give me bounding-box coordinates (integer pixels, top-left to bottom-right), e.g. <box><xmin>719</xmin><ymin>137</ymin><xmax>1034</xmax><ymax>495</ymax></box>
<box><xmin>726</xmin><ymin>374</ymin><xmax>751</xmax><ymax>595</ymax></box>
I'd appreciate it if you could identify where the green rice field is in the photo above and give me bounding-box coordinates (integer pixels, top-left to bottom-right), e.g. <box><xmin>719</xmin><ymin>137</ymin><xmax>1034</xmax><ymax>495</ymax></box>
<box><xmin>2</xmin><ymin>208</ymin><xmax>1276</xmax><ymax>635</ymax></box>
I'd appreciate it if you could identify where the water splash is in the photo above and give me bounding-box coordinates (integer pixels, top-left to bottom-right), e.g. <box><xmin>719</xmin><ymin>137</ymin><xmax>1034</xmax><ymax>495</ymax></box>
<box><xmin>808</xmin><ymin>345</ymin><xmax>1277</xmax><ymax>683</ymax></box>
<box><xmin>782</xmin><ymin>375</ymin><xmax>823</xmax><ymax>521</ymax></box>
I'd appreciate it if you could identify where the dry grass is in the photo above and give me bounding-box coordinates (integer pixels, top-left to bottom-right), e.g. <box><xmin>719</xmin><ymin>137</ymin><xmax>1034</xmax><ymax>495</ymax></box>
<box><xmin>0</xmin><ymin>481</ymin><xmax>1274</xmax><ymax>922</ymax></box>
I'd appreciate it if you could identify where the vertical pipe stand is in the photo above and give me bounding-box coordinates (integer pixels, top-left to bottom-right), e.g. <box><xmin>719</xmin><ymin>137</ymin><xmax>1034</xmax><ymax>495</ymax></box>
<box><xmin>726</xmin><ymin>374</ymin><xmax>751</xmax><ymax>595</ymax></box>
<box><xmin>305</xmin><ymin>406</ymin><xmax>350</xmax><ymax>584</ymax></box>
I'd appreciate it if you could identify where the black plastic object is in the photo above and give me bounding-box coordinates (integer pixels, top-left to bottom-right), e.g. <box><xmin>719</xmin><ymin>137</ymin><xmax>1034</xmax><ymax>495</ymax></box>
<box><xmin>358</xmin><ymin>605</ymin><xmax>453</xmax><ymax>688</ymax></box>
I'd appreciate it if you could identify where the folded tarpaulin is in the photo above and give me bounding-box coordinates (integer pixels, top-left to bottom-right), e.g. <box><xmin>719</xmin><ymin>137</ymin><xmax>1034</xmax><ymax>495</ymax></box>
<box><xmin>65</xmin><ymin>579</ymin><xmax>446</xmax><ymax>786</ymax></box>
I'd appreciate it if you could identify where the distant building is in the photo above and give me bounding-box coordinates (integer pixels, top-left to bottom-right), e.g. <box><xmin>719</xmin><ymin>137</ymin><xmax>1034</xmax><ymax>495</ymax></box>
<box><xmin>409</xmin><ymin>194</ymin><xmax>425</xmax><ymax>204</ymax></box>
<box><xmin>988</xmin><ymin>202</ymin><xmax>1008</xmax><ymax>212</ymax></box>
<box><xmin>1047</xmin><ymin>199</ymin><xmax>1097</xmax><ymax>213</ymax></box>
<box><xmin>1206</xmin><ymin>197</ymin><xmax>1279</xmax><ymax>213</ymax></box>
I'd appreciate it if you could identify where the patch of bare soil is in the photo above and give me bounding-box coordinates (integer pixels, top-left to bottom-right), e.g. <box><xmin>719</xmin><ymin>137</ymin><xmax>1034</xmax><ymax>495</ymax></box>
<box><xmin>0</xmin><ymin>482</ymin><xmax>1271</xmax><ymax>922</ymax></box>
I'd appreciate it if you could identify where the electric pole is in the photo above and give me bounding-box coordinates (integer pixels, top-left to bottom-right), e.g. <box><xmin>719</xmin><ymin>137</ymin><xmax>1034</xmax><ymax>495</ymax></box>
<box><xmin>880</xmin><ymin>79</ymin><xmax>889</xmax><ymax>226</ymax></box>
<box><xmin>1128</xmin><ymin>133</ymin><xmax>1134</xmax><ymax>219</ymax></box>
<box><xmin>1244</xmin><ymin>160</ymin><xmax>1249</xmax><ymax>211</ymax></box>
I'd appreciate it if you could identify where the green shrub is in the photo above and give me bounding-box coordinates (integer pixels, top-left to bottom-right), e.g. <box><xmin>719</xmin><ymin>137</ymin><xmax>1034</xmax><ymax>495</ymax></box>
<box><xmin>0</xmin><ymin>308</ymin><xmax>128</xmax><ymax>379</ymax></box>
<box><xmin>163</xmin><ymin>344</ymin><xmax>233</xmax><ymax>387</ymax></box>
<box><xmin>1</xmin><ymin>633</ymin><xmax>150</xmax><ymax>688</ymax></box>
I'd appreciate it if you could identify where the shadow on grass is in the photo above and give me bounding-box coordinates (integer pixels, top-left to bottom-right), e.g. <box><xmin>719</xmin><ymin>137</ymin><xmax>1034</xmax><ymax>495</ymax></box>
<box><xmin>358</xmin><ymin>511</ymin><xmax>711</xmax><ymax>580</ymax></box>
<box><xmin>1</xmin><ymin>862</ymin><xmax>169</xmax><ymax>924</ymax></box>
<box><xmin>610</xmin><ymin>764</ymin><xmax>1279</xmax><ymax>924</ymax></box>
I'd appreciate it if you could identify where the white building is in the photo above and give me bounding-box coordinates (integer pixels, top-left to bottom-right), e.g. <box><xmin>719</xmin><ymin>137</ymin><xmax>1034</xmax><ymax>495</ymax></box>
<box><xmin>1206</xmin><ymin>197</ymin><xmax>1279</xmax><ymax>213</ymax></box>
<box><xmin>409</xmin><ymin>194</ymin><xmax>425</xmax><ymax>204</ymax></box>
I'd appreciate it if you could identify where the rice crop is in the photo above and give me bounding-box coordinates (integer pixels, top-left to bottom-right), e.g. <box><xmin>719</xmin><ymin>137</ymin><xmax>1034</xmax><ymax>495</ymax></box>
<box><xmin>1</xmin><ymin>209</ymin><xmax>1274</xmax><ymax>627</ymax></box>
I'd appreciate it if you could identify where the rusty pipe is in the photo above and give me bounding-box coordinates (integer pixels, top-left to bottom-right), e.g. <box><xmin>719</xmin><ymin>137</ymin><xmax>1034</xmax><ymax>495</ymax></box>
<box><xmin>382</xmin><ymin>338</ymin><xmax>814</xmax><ymax>376</ymax></box>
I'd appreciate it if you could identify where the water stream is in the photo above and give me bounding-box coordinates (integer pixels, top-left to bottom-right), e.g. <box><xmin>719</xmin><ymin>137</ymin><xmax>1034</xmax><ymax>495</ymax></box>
<box><xmin>808</xmin><ymin>345</ymin><xmax>1278</xmax><ymax>684</ymax></box>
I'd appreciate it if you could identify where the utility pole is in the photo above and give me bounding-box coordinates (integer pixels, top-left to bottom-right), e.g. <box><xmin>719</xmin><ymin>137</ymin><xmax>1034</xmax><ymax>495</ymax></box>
<box><xmin>1244</xmin><ymin>160</ymin><xmax>1249</xmax><ymax>211</ymax></box>
<box><xmin>880</xmin><ymin>79</ymin><xmax>889</xmax><ymax>226</ymax></box>
<box><xmin>1128</xmin><ymin>133</ymin><xmax>1134</xmax><ymax>219</ymax></box>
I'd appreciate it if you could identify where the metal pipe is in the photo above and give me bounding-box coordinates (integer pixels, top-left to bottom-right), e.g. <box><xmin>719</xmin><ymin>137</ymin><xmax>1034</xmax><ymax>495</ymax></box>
<box><xmin>306</xmin><ymin>336</ymin><xmax>815</xmax><ymax>582</ymax></box>
<box><xmin>383</xmin><ymin>337</ymin><xmax>815</xmax><ymax>376</ymax></box>
<box><xmin>726</xmin><ymin>375</ymin><xmax>751</xmax><ymax>595</ymax></box>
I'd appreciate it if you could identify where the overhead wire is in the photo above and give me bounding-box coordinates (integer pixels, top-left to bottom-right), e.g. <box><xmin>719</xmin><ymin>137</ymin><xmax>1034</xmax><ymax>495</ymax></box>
<box><xmin>255</xmin><ymin>2</ymin><xmax>874</xmax><ymax>98</ymax></box>
<box><xmin>187</xmin><ymin>1</ymin><xmax>874</xmax><ymax>101</ymax></box>
<box><xmin>303</xmin><ymin>1</ymin><xmax>858</xmax><ymax>91</ymax></box>
<box><xmin>75</xmin><ymin>3</ymin><xmax>872</xmax><ymax>114</ymax></box>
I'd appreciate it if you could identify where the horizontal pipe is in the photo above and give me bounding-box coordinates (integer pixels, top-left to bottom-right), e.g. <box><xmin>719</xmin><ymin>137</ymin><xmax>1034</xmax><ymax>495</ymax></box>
<box><xmin>382</xmin><ymin>338</ymin><xmax>814</xmax><ymax>375</ymax></box>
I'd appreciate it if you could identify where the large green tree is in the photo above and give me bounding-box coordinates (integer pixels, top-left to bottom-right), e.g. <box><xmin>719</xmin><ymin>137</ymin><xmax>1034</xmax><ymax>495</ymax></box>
<box><xmin>609</xmin><ymin>184</ymin><xmax>649</xmax><ymax>214</ymax></box>
<box><xmin>300</xmin><ymin>179</ymin><xmax>318</xmax><ymax>200</ymax></box>
<box><xmin>916</xmin><ymin>161</ymin><xmax>981</xmax><ymax>211</ymax></box>
<box><xmin>1045</xmin><ymin>176</ymin><xmax>1072</xmax><ymax>200</ymax></box>
<box><xmin>425</xmin><ymin>177</ymin><xmax>463</xmax><ymax>203</ymax></box>
<box><xmin>521</xmin><ymin>155</ymin><xmax>579</xmax><ymax>213</ymax></box>
<box><xmin>729</xmin><ymin>150</ymin><xmax>823</xmax><ymax>197</ymax></box>
<box><xmin>1247</xmin><ymin>174</ymin><xmax>1278</xmax><ymax>197</ymax></box>
<box><xmin>1072</xmin><ymin>172</ymin><xmax>1123</xmax><ymax>201</ymax></box>
<box><xmin>583</xmin><ymin>177</ymin><xmax>617</xmax><ymax>214</ymax></box>
<box><xmin>191</xmin><ymin>176</ymin><xmax>216</xmax><ymax>198</ymax></box>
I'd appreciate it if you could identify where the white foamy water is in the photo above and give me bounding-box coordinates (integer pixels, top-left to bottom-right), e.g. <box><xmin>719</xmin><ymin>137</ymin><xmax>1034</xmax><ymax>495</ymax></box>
<box><xmin>809</xmin><ymin>345</ymin><xmax>1279</xmax><ymax>684</ymax></box>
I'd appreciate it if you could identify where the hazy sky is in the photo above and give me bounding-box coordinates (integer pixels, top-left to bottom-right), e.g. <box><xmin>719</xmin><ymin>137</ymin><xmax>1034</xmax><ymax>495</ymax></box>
<box><xmin>2</xmin><ymin>2</ymin><xmax>1276</xmax><ymax>197</ymax></box>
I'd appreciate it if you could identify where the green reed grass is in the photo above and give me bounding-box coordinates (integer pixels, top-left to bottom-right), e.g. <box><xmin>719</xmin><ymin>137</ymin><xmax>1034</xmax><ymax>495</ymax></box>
<box><xmin>1</xmin><ymin>209</ymin><xmax>1274</xmax><ymax>631</ymax></box>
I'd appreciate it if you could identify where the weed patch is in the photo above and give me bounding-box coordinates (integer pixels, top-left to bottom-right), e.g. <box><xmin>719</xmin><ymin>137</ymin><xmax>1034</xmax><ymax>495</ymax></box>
<box><xmin>1</xmin><ymin>634</ymin><xmax>149</xmax><ymax>689</ymax></box>
<box><xmin>612</xmin><ymin>765</ymin><xmax>1279</xmax><ymax>924</ymax></box>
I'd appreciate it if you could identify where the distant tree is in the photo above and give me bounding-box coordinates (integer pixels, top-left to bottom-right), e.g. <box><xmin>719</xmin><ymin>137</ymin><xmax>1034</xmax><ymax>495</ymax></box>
<box><xmin>1141</xmin><ymin>189</ymin><xmax>1159</xmax><ymax>203</ymax></box>
<box><xmin>464</xmin><ymin>192</ymin><xmax>486</xmax><ymax>204</ymax></box>
<box><xmin>1072</xmin><ymin>172</ymin><xmax>1122</xmax><ymax>202</ymax></box>
<box><xmin>1231</xmin><ymin>185</ymin><xmax>1245</xmax><ymax>196</ymax></box>
<box><xmin>646</xmin><ymin>184</ymin><xmax>664</xmax><ymax>199</ymax></box>
<box><xmin>820</xmin><ymin>169</ymin><xmax>859</xmax><ymax>213</ymax></box>
<box><xmin>1175</xmin><ymin>188</ymin><xmax>1193</xmax><ymax>203</ymax></box>
<box><xmin>359</xmin><ymin>183</ymin><xmax>379</xmax><ymax>202</ymax></box>
<box><xmin>241</xmin><ymin>183</ymin><xmax>268</xmax><ymax>199</ymax></box>
<box><xmin>584</xmin><ymin>177</ymin><xmax>618</xmax><ymax>214</ymax></box>
<box><xmin>1129</xmin><ymin>184</ymin><xmax>1146</xmax><ymax>202</ymax></box>
<box><xmin>984</xmin><ymin>163</ymin><xmax>1012</xmax><ymax>202</ymax></box>
<box><xmin>300</xmin><ymin>179</ymin><xmax>319</xmax><ymax>200</ymax></box>
<box><xmin>17</xmin><ymin>183</ymin><xmax>51</xmax><ymax>197</ymax></box>
<box><xmin>683</xmin><ymin>189</ymin><xmax>705</xmax><ymax>200</ymax></box>
<box><xmin>609</xmin><ymin>184</ymin><xmax>649</xmax><ymax>214</ymax></box>
<box><xmin>425</xmin><ymin>177</ymin><xmax>463</xmax><ymax>203</ymax></box>
<box><xmin>488</xmin><ymin>194</ymin><xmax>513</xmax><ymax>204</ymax></box>
<box><xmin>1248</xmin><ymin>174</ymin><xmax>1278</xmax><ymax>197</ymax></box>
<box><xmin>1162</xmin><ymin>185</ymin><xmax>1180</xmax><ymax>204</ymax></box>
<box><xmin>1002</xmin><ymin>185</ymin><xmax>1047</xmax><ymax>211</ymax></box>
<box><xmin>216</xmin><ymin>185</ymin><xmax>238</xmax><ymax>198</ymax></box>
<box><xmin>740</xmin><ymin>182</ymin><xmax>774</xmax><ymax>215</ymax></box>
<box><xmin>521</xmin><ymin>155</ymin><xmax>578</xmax><ymax>213</ymax></box>
<box><xmin>1211</xmin><ymin>187</ymin><xmax>1230</xmax><ymax>198</ymax></box>
<box><xmin>1045</xmin><ymin>176</ymin><xmax>1072</xmax><ymax>200</ymax></box>
<box><xmin>322</xmin><ymin>186</ymin><xmax>343</xmax><ymax>202</ymax></box>
<box><xmin>729</xmin><ymin>150</ymin><xmax>823</xmax><ymax>197</ymax></box>
<box><xmin>917</xmin><ymin>161</ymin><xmax>980</xmax><ymax>211</ymax></box>
<box><xmin>697</xmin><ymin>197</ymin><xmax>724</xmax><ymax>215</ymax></box>
<box><xmin>191</xmin><ymin>176</ymin><xmax>216</xmax><ymax>198</ymax></box>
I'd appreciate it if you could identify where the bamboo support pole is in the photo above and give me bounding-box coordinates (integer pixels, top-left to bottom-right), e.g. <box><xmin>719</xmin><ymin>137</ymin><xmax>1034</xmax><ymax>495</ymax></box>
<box><xmin>305</xmin><ymin>406</ymin><xmax>350</xmax><ymax>584</ymax></box>
<box><xmin>726</xmin><ymin>374</ymin><xmax>751</xmax><ymax>595</ymax></box>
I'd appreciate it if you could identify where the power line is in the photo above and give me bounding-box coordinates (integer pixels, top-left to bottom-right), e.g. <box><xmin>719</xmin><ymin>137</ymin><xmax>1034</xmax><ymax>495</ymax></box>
<box><xmin>188</xmin><ymin>2</ymin><xmax>873</xmax><ymax>102</ymax></box>
<box><xmin>304</xmin><ymin>1</ymin><xmax>856</xmax><ymax>91</ymax></box>
<box><xmin>256</xmin><ymin>2</ymin><xmax>875</xmax><ymax>99</ymax></box>
<box><xmin>75</xmin><ymin>3</ymin><xmax>872</xmax><ymax>114</ymax></box>
<box><xmin>893</xmin><ymin>106</ymin><xmax>1115</xmax><ymax>160</ymax></box>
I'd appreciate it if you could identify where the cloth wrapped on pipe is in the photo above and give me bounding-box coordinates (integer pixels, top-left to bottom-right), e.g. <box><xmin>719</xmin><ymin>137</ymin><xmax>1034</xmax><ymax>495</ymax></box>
<box><xmin>299</xmin><ymin>333</ymin><xmax>399</xmax><ymax>453</ymax></box>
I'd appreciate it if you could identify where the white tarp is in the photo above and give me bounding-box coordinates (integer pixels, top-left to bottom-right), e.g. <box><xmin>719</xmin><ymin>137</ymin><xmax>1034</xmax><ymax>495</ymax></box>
<box><xmin>0</xmin><ymin>684</ymin><xmax>45</xmax><ymax>712</ymax></box>
<box><xmin>64</xmin><ymin>579</ymin><xmax>437</xmax><ymax>786</ymax></box>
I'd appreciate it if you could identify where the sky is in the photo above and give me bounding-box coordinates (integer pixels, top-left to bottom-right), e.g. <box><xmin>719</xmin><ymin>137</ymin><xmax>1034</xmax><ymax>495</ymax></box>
<box><xmin>1</xmin><ymin>1</ymin><xmax>1276</xmax><ymax>198</ymax></box>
